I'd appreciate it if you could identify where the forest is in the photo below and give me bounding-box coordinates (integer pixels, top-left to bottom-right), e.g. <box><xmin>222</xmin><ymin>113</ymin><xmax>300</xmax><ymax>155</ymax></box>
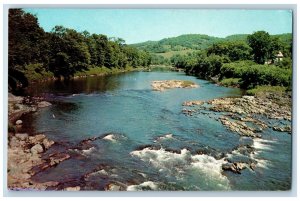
<box><xmin>8</xmin><ymin>9</ymin><xmax>151</xmax><ymax>93</ymax></box>
<box><xmin>9</xmin><ymin>9</ymin><xmax>293</xmax><ymax>95</ymax></box>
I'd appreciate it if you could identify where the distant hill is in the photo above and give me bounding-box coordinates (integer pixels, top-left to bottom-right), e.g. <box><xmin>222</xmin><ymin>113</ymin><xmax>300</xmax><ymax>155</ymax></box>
<box><xmin>131</xmin><ymin>33</ymin><xmax>292</xmax><ymax>58</ymax></box>
<box><xmin>131</xmin><ymin>34</ymin><xmax>223</xmax><ymax>53</ymax></box>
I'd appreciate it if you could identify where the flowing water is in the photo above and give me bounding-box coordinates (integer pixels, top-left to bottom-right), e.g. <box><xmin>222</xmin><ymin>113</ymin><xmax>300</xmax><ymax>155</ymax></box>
<box><xmin>21</xmin><ymin>70</ymin><xmax>291</xmax><ymax>191</ymax></box>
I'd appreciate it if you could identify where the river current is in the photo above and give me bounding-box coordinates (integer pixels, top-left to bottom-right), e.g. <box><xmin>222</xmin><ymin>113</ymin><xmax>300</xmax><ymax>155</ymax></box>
<box><xmin>21</xmin><ymin>70</ymin><xmax>291</xmax><ymax>191</ymax></box>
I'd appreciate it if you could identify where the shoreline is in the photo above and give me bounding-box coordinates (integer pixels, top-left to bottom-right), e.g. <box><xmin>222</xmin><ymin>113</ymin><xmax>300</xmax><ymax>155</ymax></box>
<box><xmin>27</xmin><ymin>66</ymin><xmax>146</xmax><ymax>84</ymax></box>
<box><xmin>7</xmin><ymin>94</ymin><xmax>71</xmax><ymax>190</ymax></box>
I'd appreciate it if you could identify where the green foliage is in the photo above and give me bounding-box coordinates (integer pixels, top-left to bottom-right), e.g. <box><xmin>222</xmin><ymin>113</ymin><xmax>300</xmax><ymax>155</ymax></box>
<box><xmin>207</xmin><ymin>41</ymin><xmax>252</xmax><ymax>61</ymax></box>
<box><xmin>23</xmin><ymin>63</ymin><xmax>54</xmax><ymax>81</ymax></box>
<box><xmin>220</xmin><ymin>61</ymin><xmax>292</xmax><ymax>89</ymax></box>
<box><xmin>8</xmin><ymin>9</ymin><xmax>151</xmax><ymax>92</ymax></box>
<box><xmin>74</xmin><ymin>66</ymin><xmax>134</xmax><ymax>77</ymax></box>
<box><xmin>151</xmin><ymin>54</ymin><xmax>170</xmax><ymax>65</ymax></box>
<box><xmin>276</xmin><ymin>57</ymin><xmax>292</xmax><ymax>69</ymax></box>
<box><xmin>132</xmin><ymin>34</ymin><xmax>223</xmax><ymax>53</ymax></box>
<box><xmin>247</xmin><ymin>31</ymin><xmax>272</xmax><ymax>64</ymax></box>
<box><xmin>219</xmin><ymin>78</ymin><xmax>241</xmax><ymax>87</ymax></box>
<box><xmin>246</xmin><ymin>85</ymin><xmax>287</xmax><ymax>96</ymax></box>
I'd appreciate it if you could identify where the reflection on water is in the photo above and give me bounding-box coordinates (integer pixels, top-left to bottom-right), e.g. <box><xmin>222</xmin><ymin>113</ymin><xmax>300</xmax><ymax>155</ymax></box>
<box><xmin>26</xmin><ymin>74</ymin><xmax>122</xmax><ymax>96</ymax></box>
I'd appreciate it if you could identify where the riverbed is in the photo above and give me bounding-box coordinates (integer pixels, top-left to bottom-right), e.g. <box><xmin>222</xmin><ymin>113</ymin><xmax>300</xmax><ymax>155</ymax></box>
<box><xmin>19</xmin><ymin>70</ymin><xmax>291</xmax><ymax>191</ymax></box>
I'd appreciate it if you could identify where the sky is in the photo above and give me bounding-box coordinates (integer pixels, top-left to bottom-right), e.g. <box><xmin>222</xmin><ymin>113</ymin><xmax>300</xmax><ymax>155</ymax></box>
<box><xmin>24</xmin><ymin>9</ymin><xmax>293</xmax><ymax>44</ymax></box>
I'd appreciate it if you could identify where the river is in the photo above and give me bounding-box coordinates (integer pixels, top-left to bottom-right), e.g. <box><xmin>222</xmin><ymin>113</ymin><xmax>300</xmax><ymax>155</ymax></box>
<box><xmin>20</xmin><ymin>70</ymin><xmax>291</xmax><ymax>191</ymax></box>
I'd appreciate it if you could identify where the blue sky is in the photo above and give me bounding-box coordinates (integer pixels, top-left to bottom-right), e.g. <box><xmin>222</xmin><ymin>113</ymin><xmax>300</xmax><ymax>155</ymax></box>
<box><xmin>25</xmin><ymin>9</ymin><xmax>293</xmax><ymax>44</ymax></box>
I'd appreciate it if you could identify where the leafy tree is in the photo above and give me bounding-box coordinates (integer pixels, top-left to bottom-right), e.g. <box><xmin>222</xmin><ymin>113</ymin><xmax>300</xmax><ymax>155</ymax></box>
<box><xmin>8</xmin><ymin>9</ymin><xmax>49</xmax><ymax>91</ymax></box>
<box><xmin>207</xmin><ymin>41</ymin><xmax>251</xmax><ymax>61</ymax></box>
<box><xmin>49</xmin><ymin>26</ymin><xmax>91</xmax><ymax>78</ymax></box>
<box><xmin>247</xmin><ymin>31</ymin><xmax>272</xmax><ymax>64</ymax></box>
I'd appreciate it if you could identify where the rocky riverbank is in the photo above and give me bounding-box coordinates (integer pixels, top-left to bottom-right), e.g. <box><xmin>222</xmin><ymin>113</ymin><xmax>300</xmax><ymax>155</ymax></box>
<box><xmin>151</xmin><ymin>80</ymin><xmax>198</xmax><ymax>91</ymax></box>
<box><xmin>182</xmin><ymin>92</ymin><xmax>292</xmax><ymax>174</ymax></box>
<box><xmin>7</xmin><ymin>93</ymin><xmax>69</xmax><ymax>190</ymax></box>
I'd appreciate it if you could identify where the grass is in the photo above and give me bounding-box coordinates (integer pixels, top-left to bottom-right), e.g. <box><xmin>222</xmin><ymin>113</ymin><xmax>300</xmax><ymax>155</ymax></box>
<box><xmin>181</xmin><ymin>80</ymin><xmax>196</xmax><ymax>88</ymax></box>
<box><xmin>219</xmin><ymin>78</ymin><xmax>240</xmax><ymax>87</ymax></box>
<box><xmin>246</xmin><ymin>85</ymin><xmax>287</xmax><ymax>96</ymax></box>
<box><xmin>156</xmin><ymin>49</ymin><xmax>196</xmax><ymax>59</ymax></box>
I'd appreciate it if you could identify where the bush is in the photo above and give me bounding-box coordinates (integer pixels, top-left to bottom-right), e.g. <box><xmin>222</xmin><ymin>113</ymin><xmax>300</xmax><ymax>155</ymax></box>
<box><xmin>220</xmin><ymin>78</ymin><xmax>240</xmax><ymax>87</ymax></box>
<box><xmin>23</xmin><ymin>63</ymin><xmax>54</xmax><ymax>81</ymax></box>
<box><xmin>220</xmin><ymin>61</ymin><xmax>292</xmax><ymax>89</ymax></box>
<box><xmin>246</xmin><ymin>85</ymin><xmax>287</xmax><ymax>96</ymax></box>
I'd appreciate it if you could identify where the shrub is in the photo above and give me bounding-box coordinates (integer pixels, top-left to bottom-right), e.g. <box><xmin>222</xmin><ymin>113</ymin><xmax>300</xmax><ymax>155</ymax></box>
<box><xmin>220</xmin><ymin>61</ymin><xmax>292</xmax><ymax>89</ymax></box>
<box><xmin>23</xmin><ymin>63</ymin><xmax>54</xmax><ymax>81</ymax></box>
<box><xmin>219</xmin><ymin>78</ymin><xmax>241</xmax><ymax>87</ymax></box>
<box><xmin>246</xmin><ymin>85</ymin><xmax>287</xmax><ymax>96</ymax></box>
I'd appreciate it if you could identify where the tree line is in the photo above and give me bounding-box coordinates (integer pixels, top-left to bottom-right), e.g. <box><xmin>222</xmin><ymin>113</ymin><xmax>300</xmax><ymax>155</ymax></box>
<box><xmin>170</xmin><ymin>31</ymin><xmax>292</xmax><ymax>92</ymax></box>
<box><xmin>8</xmin><ymin>9</ymin><xmax>151</xmax><ymax>93</ymax></box>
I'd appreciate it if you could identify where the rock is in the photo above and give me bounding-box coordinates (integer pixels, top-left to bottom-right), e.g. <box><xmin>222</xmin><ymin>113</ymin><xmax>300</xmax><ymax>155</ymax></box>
<box><xmin>235</xmin><ymin>162</ymin><xmax>246</xmax><ymax>171</ymax></box>
<box><xmin>29</xmin><ymin>134</ymin><xmax>46</xmax><ymax>144</ymax></box>
<box><xmin>64</xmin><ymin>186</ymin><xmax>80</xmax><ymax>191</ymax></box>
<box><xmin>42</xmin><ymin>138</ymin><xmax>55</xmax><ymax>149</ymax></box>
<box><xmin>15</xmin><ymin>133</ymin><xmax>29</xmax><ymax>141</ymax></box>
<box><xmin>242</xmin><ymin>96</ymin><xmax>255</xmax><ymax>101</ymax></box>
<box><xmin>8</xmin><ymin>93</ymin><xmax>23</xmax><ymax>103</ymax></box>
<box><xmin>151</xmin><ymin>80</ymin><xmax>198</xmax><ymax>91</ymax></box>
<box><xmin>273</xmin><ymin>125</ymin><xmax>291</xmax><ymax>133</ymax></box>
<box><xmin>15</xmin><ymin>120</ymin><xmax>23</xmax><ymax>125</ymax></box>
<box><xmin>37</xmin><ymin>101</ymin><xmax>52</xmax><ymax>108</ymax></box>
<box><xmin>222</xmin><ymin>162</ymin><xmax>247</xmax><ymax>174</ymax></box>
<box><xmin>105</xmin><ymin>181</ymin><xmax>127</xmax><ymax>191</ymax></box>
<box><xmin>182</xmin><ymin>100</ymin><xmax>204</xmax><ymax>106</ymax></box>
<box><xmin>250</xmin><ymin>163</ymin><xmax>256</xmax><ymax>170</ymax></box>
<box><xmin>49</xmin><ymin>153</ymin><xmax>70</xmax><ymax>166</ymax></box>
<box><xmin>106</xmin><ymin>184</ymin><xmax>121</xmax><ymax>191</ymax></box>
<box><xmin>31</xmin><ymin>144</ymin><xmax>44</xmax><ymax>154</ymax></box>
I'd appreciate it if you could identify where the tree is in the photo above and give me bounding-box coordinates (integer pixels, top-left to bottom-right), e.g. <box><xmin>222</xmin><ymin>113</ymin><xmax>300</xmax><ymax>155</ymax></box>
<box><xmin>247</xmin><ymin>31</ymin><xmax>271</xmax><ymax>64</ymax></box>
<box><xmin>49</xmin><ymin>26</ymin><xmax>91</xmax><ymax>78</ymax></box>
<box><xmin>8</xmin><ymin>9</ymin><xmax>49</xmax><ymax>91</ymax></box>
<box><xmin>207</xmin><ymin>41</ymin><xmax>251</xmax><ymax>62</ymax></box>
